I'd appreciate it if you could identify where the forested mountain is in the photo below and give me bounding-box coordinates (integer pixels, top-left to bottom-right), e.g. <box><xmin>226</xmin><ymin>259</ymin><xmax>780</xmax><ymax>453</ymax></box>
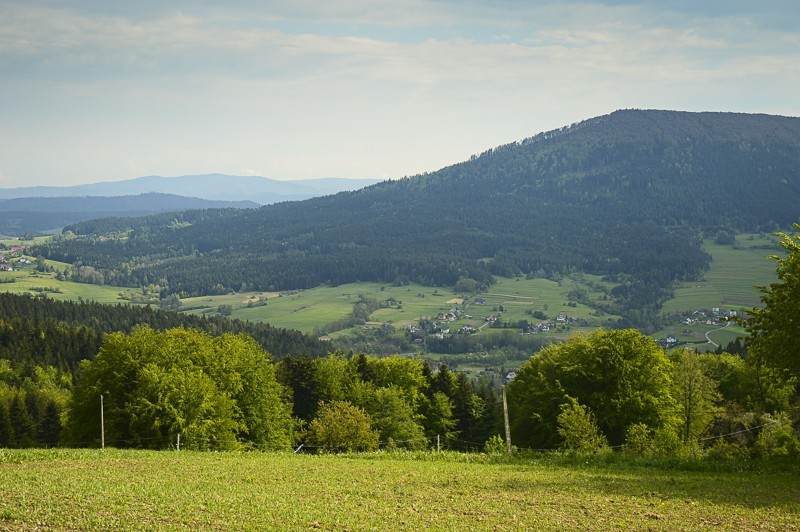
<box><xmin>0</xmin><ymin>193</ymin><xmax>258</xmax><ymax>236</ymax></box>
<box><xmin>34</xmin><ymin>110</ymin><xmax>800</xmax><ymax>325</ymax></box>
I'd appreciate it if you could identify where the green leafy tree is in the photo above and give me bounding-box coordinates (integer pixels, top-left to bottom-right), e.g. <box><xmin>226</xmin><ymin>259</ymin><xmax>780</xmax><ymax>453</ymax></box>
<box><xmin>420</xmin><ymin>391</ymin><xmax>457</xmax><ymax>444</ymax></box>
<box><xmin>66</xmin><ymin>326</ymin><xmax>293</xmax><ymax>450</ymax></box>
<box><xmin>748</xmin><ymin>225</ymin><xmax>800</xmax><ymax>379</ymax></box>
<box><xmin>306</xmin><ymin>400</ymin><xmax>379</xmax><ymax>453</ymax></box>
<box><xmin>670</xmin><ymin>348</ymin><xmax>720</xmax><ymax>443</ymax></box>
<box><xmin>508</xmin><ymin>329</ymin><xmax>676</xmax><ymax>448</ymax></box>
<box><xmin>363</xmin><ymin>386</ymin><xmax>426</xmax><ymax>449</ymax></box>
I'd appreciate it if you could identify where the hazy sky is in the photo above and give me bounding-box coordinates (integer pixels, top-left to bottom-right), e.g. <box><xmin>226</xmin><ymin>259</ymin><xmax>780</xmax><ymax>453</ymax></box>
<box><xmin>1</xmin><ymin>1</ymin><xmax>798</xmax><ymax>187</ymax></box>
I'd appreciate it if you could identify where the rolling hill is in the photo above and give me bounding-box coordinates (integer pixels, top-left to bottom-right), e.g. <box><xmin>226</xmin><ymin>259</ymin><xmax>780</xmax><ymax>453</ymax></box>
<box><xmin>33</xmin><ymin>110</ymin><xmax>800</xmax><ymax>328</ymax></box>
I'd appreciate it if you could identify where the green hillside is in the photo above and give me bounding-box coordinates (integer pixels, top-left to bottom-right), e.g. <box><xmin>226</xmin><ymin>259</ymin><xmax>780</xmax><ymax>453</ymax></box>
<box><xmin>33</xmin><ymin>111</ymin><xmax>800</xmax><ymax>330</ymax></box>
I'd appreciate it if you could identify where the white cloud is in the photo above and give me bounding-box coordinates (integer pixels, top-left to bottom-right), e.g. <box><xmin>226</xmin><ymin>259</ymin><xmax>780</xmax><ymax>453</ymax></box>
<box><xmin>0</xmin><ymin>0</ymin><xmax>797</xmax><ymax>186</ymax></box>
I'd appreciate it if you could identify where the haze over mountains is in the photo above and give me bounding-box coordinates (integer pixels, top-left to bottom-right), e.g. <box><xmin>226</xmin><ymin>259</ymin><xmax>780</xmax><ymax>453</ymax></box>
<box><xmin>34</xmin><ymin>110</ymin><xmax>800</xmax><ymax>328</ymax></box>
<box><xmin>0</xmin><ymin>193</ymin><xmax>259</xmax><ymax>236</ymax></box>
<box><xmin>0</xmin><ymin>175</ymin><xmax>381</xmax><ymax>204</ymax></box>
<box><xmin>0</xmin><ymin>175</ymin><xmax>380</xmax><ymax>235</ymax></box>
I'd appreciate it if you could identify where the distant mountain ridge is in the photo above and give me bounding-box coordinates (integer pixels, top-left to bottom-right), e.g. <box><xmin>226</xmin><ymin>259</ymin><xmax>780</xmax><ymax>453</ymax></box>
<box><xmin>0</xmin><ymin>192</ymin><xmax>259</xmax><ymax>213</ymax></box>
<box><xmin>35</xmin><ymin>110</ymin><xmax>800</xmax><ymax>328</ymax></box>
<box><xmin>0</xmin><ymin>192</ymin><xmax>258</xmax><ymax>235</ymax></box>
<box><xmin>0</xmin><ymin>175</ymin><xmax>381</xmax><ymax>204</ymax></box>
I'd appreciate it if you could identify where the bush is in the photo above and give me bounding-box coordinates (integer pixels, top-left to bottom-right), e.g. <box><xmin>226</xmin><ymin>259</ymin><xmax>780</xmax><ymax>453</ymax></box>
<box><xmin>557</xmin><ymin>397</ymin><xmax>609</xmax><ymax>453</ymax></box>
<box><xmin>484</xmin><ymin>434</ymin><xmax>507</xmax><ymax>455</ymax></box>
<box><xmin>752</xmin><ymin>413</ymin><xmax>800</xmax><ymax>460</ymax></box>
<box><xmin>651</xmin><ymin>425</ymin><xmax>684</xmax><ymax>458</ymax></box>
<box><xmin>307</xmin><ymin>401</ymin><xmax>380</xmax><ymax>453</ymax></box>
<box><xmin>624</xmin><ymin>423</ymin><xmax>652</xmax><ymax>456</ymax></box>
<box><xmin>706</xmin><ymin>439</ymin><xmax>748</xmax><ymax>461</ymax></box>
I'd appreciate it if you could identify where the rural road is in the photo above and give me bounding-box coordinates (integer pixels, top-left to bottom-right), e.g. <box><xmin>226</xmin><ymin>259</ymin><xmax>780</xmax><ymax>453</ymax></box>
<box><xmin>705</xmin><ymin>321</ymin><xmax>730</xmax><ymax>347</ymax></box>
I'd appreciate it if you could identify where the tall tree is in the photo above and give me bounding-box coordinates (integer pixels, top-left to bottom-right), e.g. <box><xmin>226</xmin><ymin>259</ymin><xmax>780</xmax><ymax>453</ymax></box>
<box><xmin>748</xmin><ymin>225</ymin><xmax>800</xmax><ymax>379</ymax></box>
<box><xmin>670</xmin><ymin>348</ymin><xmax>720</xmax><ymax>443</ymax></box>
<box><xmin>9</xmin><ymin>394</ymin><xmax>37</xmax><ymax>447</ymax></box>
<box><xmin>508</xmin><ymin>329</ymin><xmax>676</xmax><ymax>448</ymax></box>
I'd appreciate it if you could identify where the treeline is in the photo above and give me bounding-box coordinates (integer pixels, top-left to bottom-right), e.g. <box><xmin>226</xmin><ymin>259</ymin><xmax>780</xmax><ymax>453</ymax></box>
<box><xmin>0</xmin><ymin>292</ymin><xmax>326</xmax><ymax>366</ymax></box>
<box><xmin>4</xmin><ymin>326</ymin><xmax>799</xmax><ymax>461</ymax></box>
<box><xmin>0</xmin><ymin>195</ymin><xmax>256</xmax><ymax>237</ymax></box>
<box><xmin>0</xmin><ymin>292</ymin><xmax>327</xmax><ymax>449</ymax></box>
<box><xmin>0</xmin><ymin>327</ymin><xmax>500</xmax><ymax>452</ymax></box>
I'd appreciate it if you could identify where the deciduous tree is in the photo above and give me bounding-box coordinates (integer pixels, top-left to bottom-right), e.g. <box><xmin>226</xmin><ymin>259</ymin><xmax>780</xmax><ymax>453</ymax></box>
<box><xmin>748</xmin><ymin>225</ymin><xmax>800</xmax><ymax>379</ymax></box>
<box><xmin>508</xmin><ymin>329</ymin><xmax>675</xmax><ymax>448</ymax></box>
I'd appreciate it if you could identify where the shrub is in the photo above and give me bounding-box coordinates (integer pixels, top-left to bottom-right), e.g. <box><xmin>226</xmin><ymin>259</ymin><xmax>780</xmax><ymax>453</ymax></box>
<box><xmin>624</xmin><ymin>423</ymin><xmax>652</xmax><ymax>456</ymax></box>
<box><xmin>484</xmin><ymin>434</ymin><xmax>507</xmax><ymax>455</ymax></box>
<box><xmin>557</xmin><ymin>397</ymin><xmax>608</xmax><ymax>453</ymax></box>
<box><xmin>307</xmin><ymin>400</ymin><xmax>380</xmax><ymax>453</ymax></box>
<box><xmin>752</xmin><ymin>413</ymin><xmax>800</xmax><ymax>460</ymax></box>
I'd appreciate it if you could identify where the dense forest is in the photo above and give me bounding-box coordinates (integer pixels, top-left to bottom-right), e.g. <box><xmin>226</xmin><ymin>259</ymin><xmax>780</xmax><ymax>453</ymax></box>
<box><xmin>0</xmin><ymin>292</ymin><xmax>326</xmax><ymax>369</ymax></box>
<box><xmin>32</xmin><ymin>110</ymin><xmax>800</xmax><ymax>327</ymax></box>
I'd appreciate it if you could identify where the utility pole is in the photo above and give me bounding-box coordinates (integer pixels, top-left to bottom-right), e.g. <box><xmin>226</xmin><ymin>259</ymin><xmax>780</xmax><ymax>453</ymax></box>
<box><xmin>177</xmin><ymin>433</ymin><xmax>181</xmax><ymax>451</ymax></box>
<box><xmin>502</xmin><ymin>385</ymin><xmax>512</xmax><ymax>454</ymax></box>
<box><xmin>100</xmin><ymin>394</ymin><xmax>105</xmax><ymax>450</ymax></box>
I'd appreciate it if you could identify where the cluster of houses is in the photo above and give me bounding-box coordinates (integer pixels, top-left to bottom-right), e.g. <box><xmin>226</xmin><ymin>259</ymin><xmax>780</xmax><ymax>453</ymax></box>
<box><xmin>0</xmin><ymin>245</ymin><xmax>29</xmax><ymax>271</ymax></box>
<box><xmin>657</xmin><ymin>306</ymin><xmax>745</xmax><ymax>348</ymax></box>
<box><xmin>682</xmin><ymin>307</ymin><xmax>740</xmax><ymax>326</ymax></box>
<box><xmin>410</xmin><ymin>308</ymin><xmax>582</xmax><ymax>342</ymax></box>
<box><xmin>437</xmin><ymin>308</ymin><xmax>463</xmax><ymax>322</ymax></box>
<box><xmin>522</xmin><ymin>312</ymin><xmax>577</xmax><ymax>334</ymax></box>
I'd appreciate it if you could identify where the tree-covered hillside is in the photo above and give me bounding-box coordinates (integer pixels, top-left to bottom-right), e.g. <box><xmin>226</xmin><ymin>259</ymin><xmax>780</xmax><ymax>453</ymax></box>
<box><xmin>34</xmin><ymin>110</ymin><xmax>800</xmax><ymax>324</ymax></box>
<box><xmin>0</xmin><ymin>292</ymin><xmax>326</xmax><ymax>369</ymax></box>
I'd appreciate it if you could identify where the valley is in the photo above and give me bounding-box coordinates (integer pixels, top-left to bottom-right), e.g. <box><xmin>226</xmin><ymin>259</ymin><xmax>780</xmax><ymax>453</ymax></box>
<box><xmin>0</xmin><ymin>231</ymin><xmax>780</xmax><ymax>371</ymax></box>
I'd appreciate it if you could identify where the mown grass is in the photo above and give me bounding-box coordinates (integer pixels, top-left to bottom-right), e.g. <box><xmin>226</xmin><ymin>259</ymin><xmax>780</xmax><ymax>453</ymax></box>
<box><xmin>0</xmin><ymin>449</ymin><xmax>798</xmax><ymax>530</ymax></box>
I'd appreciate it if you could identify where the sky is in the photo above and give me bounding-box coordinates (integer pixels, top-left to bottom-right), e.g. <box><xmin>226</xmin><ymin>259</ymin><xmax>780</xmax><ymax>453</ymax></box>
<box><xmin>1</xmin><ymin>1</ymin><xmax>798</xmax><ymax>187</ymax></box>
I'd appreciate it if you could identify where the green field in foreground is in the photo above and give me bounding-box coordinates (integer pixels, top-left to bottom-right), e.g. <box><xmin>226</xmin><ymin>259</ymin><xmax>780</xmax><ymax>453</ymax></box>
<box><xmin>0</xmin><ymin>449</ymin><xmax>798</xmax><ymax>530</ymax></box>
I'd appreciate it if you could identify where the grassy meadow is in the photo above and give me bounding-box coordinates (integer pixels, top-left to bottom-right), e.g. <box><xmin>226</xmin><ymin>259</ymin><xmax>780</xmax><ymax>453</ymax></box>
<box><xmin>661</xmin><ymin>234</ymin><xmax>781</xmax><ymax>315</ymax></box>
<box><xmin>0</xmin><ymin>449</ymin><xmax>798</xmax><ymax>530</ymax></box>
<box><xmin>181</xmin><ymin>274</ymin><xmax>617</xmax><ymax>336</ymax></box>
<box><xmin>0</xmin><ymin>267</ymin><xmax>128</xmax><ymax>305</ymax></box>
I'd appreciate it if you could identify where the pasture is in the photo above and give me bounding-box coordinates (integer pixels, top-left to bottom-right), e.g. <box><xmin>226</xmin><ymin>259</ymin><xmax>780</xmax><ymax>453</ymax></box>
<box><xmin>0</xmin><ymin>268</ymin><xmax>128</xmax><ymax>305</ymax></box>
<box><xmin>0</xmin><ymin>449</ymin><xmax>798</xmax><ymax>530</ymax></box>
<box><xmin>0</xmin><ymin>264</ymin><xmax>606</xmax><ymax>337</ymax></box>
<box><xmin>661</xmin><ymin>234</ymin><xmax>781</xmax><ymax>315</ymax></box>
<box><xmin>183</xmin><ymin>275</ymin><xmax>616</xmax><ymax>335</ymax></box>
